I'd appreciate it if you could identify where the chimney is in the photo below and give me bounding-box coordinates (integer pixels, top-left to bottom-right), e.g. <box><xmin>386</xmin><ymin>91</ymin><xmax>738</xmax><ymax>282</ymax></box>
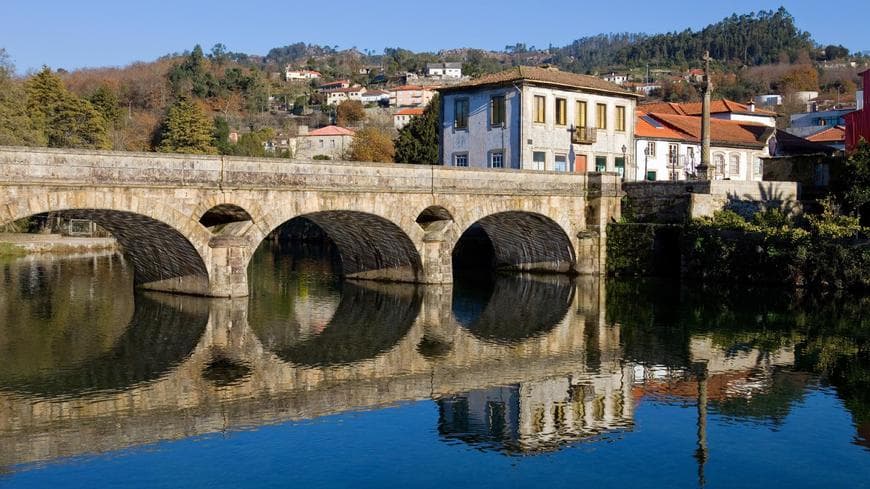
<box><xmin>747</xmin><ymin>101</ymin><xmax>755</xmax><ymax>112</ymax></box>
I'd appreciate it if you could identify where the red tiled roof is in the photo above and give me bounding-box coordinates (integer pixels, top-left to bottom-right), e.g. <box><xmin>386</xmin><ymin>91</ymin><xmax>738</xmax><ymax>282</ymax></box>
<box><xmin>437</xmin><ymin>66</ymin><xmax>640</xmax><ymax>97</ymax></box>
<box><xmin>638</xmin><ymin>99</ymin><xmax>777</xmax><ymax>117</ymax></box>
<box><xmin>307</xmin><ymin>125</ymin><xmax>355</xmax><ymax>136</ymax></box>
<box><xmin>395</xmin><ymin>108</ymin><xmax>424</xmax><ymax>116</ymax></box>
<box><xmin>636</xmin><ymin>112</ymin><xmax>774</xmax><ymax>148</ymax></box>
<box><xmin>635</xmin><ymin>113</ymin><xmax>690</xmax><ymax>140</ymax></box>
<box><xmin>806</xmin><ymin>125</ymin><xmax>846</xmax><ymax>143</ymax></box>
<box><xmin>392</xmin><ymin>85</ymin><xmax>435</xmax><ymax>91</ymax></box>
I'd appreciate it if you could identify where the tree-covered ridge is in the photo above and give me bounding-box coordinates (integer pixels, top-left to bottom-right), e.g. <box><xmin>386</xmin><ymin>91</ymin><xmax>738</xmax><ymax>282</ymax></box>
<box><xmin>551</xmin><ymin>8</ymin><xmax>814</xmax><ymax>72</ymax></box>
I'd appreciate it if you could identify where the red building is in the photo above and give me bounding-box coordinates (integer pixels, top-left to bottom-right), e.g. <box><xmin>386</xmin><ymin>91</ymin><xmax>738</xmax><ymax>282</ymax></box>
<box><xmin>845</xmin><ymin>69</ymin><xmax>870</xmax><ymax>153</ymax></box>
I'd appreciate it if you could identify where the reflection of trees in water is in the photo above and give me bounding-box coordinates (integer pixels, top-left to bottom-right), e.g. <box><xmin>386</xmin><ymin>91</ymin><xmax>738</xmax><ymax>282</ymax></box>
<box><xmin>0</xmin><ymin>254</ymin><xmax>134</xmax><ymax>383</ymax></box>
<box><xmin>452</xmin><ymin>273</ymin><xmax>574</xmax><ymax>343</ymax></box>
<box><xmin>0</xmin><ymin>292</ymin><xmax>208</xmax><ymax>397</ymax></box>
<box><xmin>254</xmin><ymin>282</ymin><xmax>421</xmax><ymax>367</ymax></box>
<box><xmin>608</xmin><ymin>278</ymin><xmax>870</xmax><ymax>430</ymax></box>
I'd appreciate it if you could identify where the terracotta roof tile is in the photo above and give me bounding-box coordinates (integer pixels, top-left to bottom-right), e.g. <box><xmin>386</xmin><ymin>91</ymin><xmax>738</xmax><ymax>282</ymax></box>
<box><xmin>307</xmin><ymin>125</ymin><xmax>356</xmax><ymax>136</ymax></box>
<box><xmin>806</xmin><ymin>125</ymin><xmax>846</xmax><ymax>143</ymax></box>
<box><xmin>638</xmin><ymin>112</ymin><xmax>774</xmax><ymax>148</ymax></box>
<box><xmin>639</xmin><ymin>99</ymin><xmax>777</xmax><ymax>117</ymax></box>
<box><xmin>635</xmin><ymin>113</ymin><xmax>690</xmax><ymax>140</ymax></box>
<box><xmin>438</xmin><ymin>66</ymin><xmax>640</xmax><ymax>97</ymax></box>
<box><xmin>395</xmin><ymin>108</ymin><xmax>424</xmax><ymax>116</ymax></box>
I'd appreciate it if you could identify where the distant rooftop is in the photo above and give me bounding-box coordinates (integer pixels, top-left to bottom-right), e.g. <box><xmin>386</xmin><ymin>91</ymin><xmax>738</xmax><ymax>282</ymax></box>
<box><xmin>307</xmin><ymin>125</ymin><xmax>355</xmax><ymax>137</ymax></box>
<box><xmin>437</xmin><ymin>66</ymin><xmax>639</xmax><ymax>97</ymax></box>
<box><xmin>639</xmin><ymin>99</ymin><xmax>777</xmax><ymax>117</ymax></box>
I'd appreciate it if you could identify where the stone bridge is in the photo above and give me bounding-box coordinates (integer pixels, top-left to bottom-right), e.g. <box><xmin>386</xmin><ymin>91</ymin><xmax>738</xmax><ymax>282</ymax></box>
<box><xmin>0</xmin><ymin>147</ymin><xmax>622</xmax><ymax>297</ymax></box>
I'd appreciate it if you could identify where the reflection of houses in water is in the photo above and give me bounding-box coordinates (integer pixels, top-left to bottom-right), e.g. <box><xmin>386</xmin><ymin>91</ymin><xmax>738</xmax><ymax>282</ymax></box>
<box><xmin>291</xmin><ymin>290</ymin><xmax>340</xmax><ymax>337</ymax></box>
<box><xmin>439</xmin><ymin>366</ymin><xmax>635</xmax><ymax>453</ymax></box>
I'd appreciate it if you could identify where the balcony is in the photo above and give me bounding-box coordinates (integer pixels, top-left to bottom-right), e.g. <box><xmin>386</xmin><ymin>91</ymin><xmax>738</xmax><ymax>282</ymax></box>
<box><xmin>571</xmin><ymin>126</ymin><xmax>597</xmax><ymax>144</ymax></box>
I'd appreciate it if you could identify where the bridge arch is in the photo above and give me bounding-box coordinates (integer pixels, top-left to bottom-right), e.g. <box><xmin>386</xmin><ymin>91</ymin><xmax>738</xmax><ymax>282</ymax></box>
<box><xmin>0</xmin><ymin>190</ymin><xmax>212</xmax><ymax>294</ymax></box>
<box><xmin>451</xmin><ymin>211</ymin><xmax>577</xmax><ymax>274</ymax></box>
<box><xmin>254</xmin><ymin>210</ymin><xmax>425</xmax><ymax>282</ymax></box>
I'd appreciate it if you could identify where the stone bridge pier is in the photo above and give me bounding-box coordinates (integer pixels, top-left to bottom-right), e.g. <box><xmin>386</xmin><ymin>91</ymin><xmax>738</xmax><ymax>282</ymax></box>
<box><xmin>0</xmin><ymin>147</ymin><xmax>623</xmax><ymax>297</ymax></box>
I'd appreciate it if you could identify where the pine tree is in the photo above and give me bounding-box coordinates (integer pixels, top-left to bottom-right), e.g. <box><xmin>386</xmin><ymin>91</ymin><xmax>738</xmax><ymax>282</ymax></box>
<box><xmin>394</xmin><ymin>95</ymin><xmax>440</xmax><ymax>164</ymax></box>
<box><xmin>157</xmin><ymin>99</ymin><xmax>217</xmax><ymax>154</ymax></box>
<box><xmin>0</xmin><ymin>49</ymin><xmax>44</xmax><ymax>146</ymax></box>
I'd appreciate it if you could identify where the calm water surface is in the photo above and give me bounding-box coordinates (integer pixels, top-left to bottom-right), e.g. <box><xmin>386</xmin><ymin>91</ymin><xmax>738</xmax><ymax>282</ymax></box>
<box><xmin>1</xmin><ymin>244</ymin><xmax>869</xmax><ymax>488</ymax></box>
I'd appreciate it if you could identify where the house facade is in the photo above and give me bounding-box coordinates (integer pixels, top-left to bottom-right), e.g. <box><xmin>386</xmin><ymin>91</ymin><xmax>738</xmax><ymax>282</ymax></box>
<box><xmin>294</xmin><ymin>125</ymin><xmax>355</xmax><ymax>160</ymax></box>
<box><xmin>426</xmin><ymin>62</ymin><xmax>462</xmax><ymax>78</ymax></box>
<box><xmin>325</xmin><ymin>86</ymin><xmax>366</xmax><ymax>106</ymax></box>
<box><xmin>634</xmin><ymin>112</ymin><xmax>774</xmax><ymax>181</ymax></box>
<box><xmin>390</xmin><ymin>85</ymin><xmax>437</xmax><ymax>107</ymax></box>
<box><xmin>437</xmin><ymin>66</ymin><xmax>640</xmax><ymax>174</ymax></box>
<box><xmin>285</xmin><ymin>68</ymin><xmax>321</xmax><ymax>81</ymax></box>
<box><xmin>788</xmin><ymin>108</ymin><xmax>855</xmax><ymax>137</ymax></box>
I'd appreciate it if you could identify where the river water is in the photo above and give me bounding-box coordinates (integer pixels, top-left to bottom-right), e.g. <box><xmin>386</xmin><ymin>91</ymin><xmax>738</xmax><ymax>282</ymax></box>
<box><xmin>0</xmin><ymin>244</ymin><xmax>869</xmax><ymax>488</ymax></box>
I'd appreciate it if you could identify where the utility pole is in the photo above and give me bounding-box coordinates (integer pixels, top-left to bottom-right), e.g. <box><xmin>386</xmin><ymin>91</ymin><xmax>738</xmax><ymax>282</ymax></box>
<box><xmin>698</xmin><ymin>51</ymin><xmax>713</xmax><ymax>180</ymax></box>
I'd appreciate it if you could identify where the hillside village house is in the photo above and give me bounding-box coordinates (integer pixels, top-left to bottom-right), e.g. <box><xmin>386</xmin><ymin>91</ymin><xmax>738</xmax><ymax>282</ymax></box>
<box><xmin>360</xmin><ymin>89</ymin><xmax>390</xmax><ymax>105</ymax></box>
<box><xmin>319</xmin><ymin>79</ymin><xmax>351</xmax><ymax>92</ymax></box>
<box><xmin>602</xmin><ymin>72</ymin><xmax>628</xmax><ymax>85</ymax></box>
<box><xmin>426</xmin><ymin>62</ymin><xmax>462</xmax><ymax>78</ymax></box>
<box><xmin>390</xmin><ymin>85</ymin><xmax>437</xmax><ymax>108</ymax></box>
<box><xmin>295</xmin><ymin>125</ymin><xmax>355</xmax><ymax>160</ymax></box>
<box><xmin>634</xmin><ymin>111</ymin><xmax>775</xmax><ymax>181</ymax></box>
<box><xmin>285</xmin><ymin>68</ymin><xmax>322</xmax><ymax>81</ymax></box>
<box><xmin>394</xmin><ymin>108</ymin><xmax>424</xmax><ymax>130</ymax></box>
<box><xmin>437</xmin><ymin>66</ymin><xmax>640</xmax><ymax>173</ymax></box>
<box><xmin>325</xmin><ymin>86</ymin><xmax>365</xmax><ymax>106</ymax></box>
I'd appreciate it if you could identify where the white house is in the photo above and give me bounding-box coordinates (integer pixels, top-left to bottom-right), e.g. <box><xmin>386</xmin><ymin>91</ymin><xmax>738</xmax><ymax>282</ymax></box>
<box><xmin>361</xmin><ymin>89</ymin><xmax>390</xmax><ymax>105</ymax></box>
<box><xmin>426</xmin><ymin>62</ymin><xmax>462</xmax><ymax>78</ymax></box>
<box><xmin>602</xmin><ymin>72</ymin><xmax>629</xmax><ymax>85</ymax></box>
<box><xmin>437</xmin><ymin>66</ymin><xmax>641</xmax><ymax>174</ymax></box>
<box><xmin>634</xmin><ymin>111</ymin><xmax>775</xmax><ymax>181</ymax></box>
<box><xmin>294</xmin><ymin>125</ymin><xmax>355</xmax><ymax>160</ymax></box>
<box><xmin>325</xmin><ymin>86</ymin><xmax>366</xmax><ymax>106</ymax></box>
<box><xmin>285</xmin><ymin>68</ymin><xmax>322</xmax><ymax>81</ymax></box>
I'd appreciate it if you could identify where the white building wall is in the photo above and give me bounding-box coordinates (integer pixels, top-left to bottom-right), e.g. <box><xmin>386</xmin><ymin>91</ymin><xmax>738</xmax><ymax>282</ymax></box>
<box><xmin>521</xmin><ymin>86</ymin><xmax>635</xmax><ymax>175</ymax></box>
<box><xmin>712</xmin><ymin>112</ymin><xmax>776</xmax><ymax>127</ymax></box>
<box><xmin>633</xmin><ymin>139</ymin><xmax>768</xmax><ymax>181</ymax></box>
<box><xmin>441</xmin><ymin>86</ymin><xmax>521</xmax><ymax>168</ymax></box>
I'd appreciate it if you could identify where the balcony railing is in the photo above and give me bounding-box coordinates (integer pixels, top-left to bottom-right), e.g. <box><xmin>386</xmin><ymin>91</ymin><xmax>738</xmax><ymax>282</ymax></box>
<box><xmin>571</xmin><ymin>126</ymin><xmax>597</xmax><ymax>144</ymax></box>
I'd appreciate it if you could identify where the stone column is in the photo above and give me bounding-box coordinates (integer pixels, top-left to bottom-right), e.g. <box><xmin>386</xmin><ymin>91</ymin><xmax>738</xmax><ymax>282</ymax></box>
<box><xmin>207</xmin><ymin>236</ymin><xmax>252</xmax><ymax>297</ymax></box>
<box><xmin>419</xmin><ymin>220</ymin><xmax>454</xmax><ymax>284</ymax></box>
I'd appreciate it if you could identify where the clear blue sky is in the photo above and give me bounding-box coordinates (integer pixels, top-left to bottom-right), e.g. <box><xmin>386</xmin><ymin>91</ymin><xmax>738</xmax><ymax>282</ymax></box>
<box><xmin>3</xmin><ymin>0</ymin><xmax>868</xmax><ymax>73</ymax></box>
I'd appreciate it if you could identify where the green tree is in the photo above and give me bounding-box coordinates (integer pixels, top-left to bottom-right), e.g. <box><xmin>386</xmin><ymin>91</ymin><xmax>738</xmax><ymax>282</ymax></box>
<box><xmin>394</xmin><ymin>95</ymin><xmax>440</xmax><ymax>164</ymax></box>
<box><xmin>157</xmin><ymin>99</ymin><xmax>217</xmax><ymax>154</ymax></box>
<box><xmin>88</xmin><ymin>85</ymin><xmax>121</xmax><ymax>125</ymax></box>
<box><xmin>336</xmin><ymin>100</ymin><xmax>365</xmax><ymax>126</ymax></box>
<box><xmin>0</xmin><ymin>49</ymin><xmax>44</xmax><ymax>146</ymax></box>
<box><xmin>25</xmin><ymin>67</ymin><xmax>110</xmax><ymax>149</ymax></box>
<box><xmin>844</xmin><ymin>139</ymin><xmax>870</xmax><ymax>222</ymax></box>
<box><xmin>349</xmin><ymin>127</ymin><xmax>394</xmax><ymax>162</ymax></box>
<box><xmin>212</xmin><ymin>116</ymin><xmax>232</xmax><ymax>154</ymax></box>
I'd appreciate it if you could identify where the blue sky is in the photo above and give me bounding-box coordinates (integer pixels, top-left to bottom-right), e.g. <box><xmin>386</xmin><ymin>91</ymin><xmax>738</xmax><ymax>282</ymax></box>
<box><xmin>3</xmin><ymin>0</ymin><xmax>868</xmax><ymax>73</ymax></box>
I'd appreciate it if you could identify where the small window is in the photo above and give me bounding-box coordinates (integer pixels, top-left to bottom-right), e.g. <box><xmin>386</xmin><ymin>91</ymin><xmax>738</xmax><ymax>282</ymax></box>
<box><xmin>595</xmin><ymin>156</ymin><xmax>607</xmax><ymax>172</ymax></box>
<box><xmin>555</xmin><ymin>98</ymin><xmax>567</xmax><ymax>125</ymax></box>
<box><xmin>646</xmin><ymin>141</ymin><xmax>656</xmax><ymax>157</ymax></box>
<box><xmin>532</xmin><ymin>151</ymin><xmax>546</xmax><ymax>171</ymax></box>
<box><xmin>490</xmin><ymin>95</ymin><xmax>506</xmax><ymax>126</ymax></box>
<box><xmin>615</xmin><ymin>106</ymin><xmax>626</xmax><ymax>132</ymax></box>
<box><xmin>596</xmin><ymin>103</ymin><xmax>607</xmax><ymax>130</ymax></box>
<box><xmin>729</xmin><ymin>154</ymin><xmax>740</xmax><ymax>177</ymax></box>
<box><xmin>534</xmin><ymin>95</ymin><xmax>546</xmax><ymax>123</ymax></box>
<box><xmin>454</xmin><ymin>98</ymin><xmax>469</xmax><ymax>129</ymax></box>
<box><xmin>490</xmin><ymin>151</ymin><xmax>504</xmax><ymax>168</ymax></box>
<box><xmin>646</xmin><ymin>170</ymin><xmax>657</xmax><ymax>181</ymax></box>
<box><xmin>714</xmin><ymin>153</ymin><xmax>726</xmax><ymax>178</ymax></box>
<box><xmin>668</xmin><ymin>143</ymin><xmax>679</xmax><ymax>167</ymax></box>
<box><xmin>753</xmin><ymin>158</ymin><xmax>763</xmax><ymax>178</ymax></box>
<box><xmin>576</xmin><ymin>101</ymin><xmax>588</xmax><ymax>129</ymax></box>
<box><xmin>453</xmin><ymin>153</ymin><xmax>468</xmax><ymax>167</ymax></box>
<box><xmin>615</xmin><ymin>156</ymin><xmax>625</xmax><ymax>178</ymax></box>
<box><xmin>555</xmin><ymin>154</ymin><xmax>568</xmax><ymax>172</ymax></box>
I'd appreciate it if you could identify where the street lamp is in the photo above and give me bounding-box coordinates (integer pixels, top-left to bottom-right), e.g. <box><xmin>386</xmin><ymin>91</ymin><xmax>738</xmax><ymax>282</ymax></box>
<box><xmin>643</xmin><ymin>146</ymin><xmax>650</xmax><ymax>181</ymax></box>
<box><xmin>621</xmin><ymin>144</ymin><xmax>627</xmax><ymax>181</ymax></box>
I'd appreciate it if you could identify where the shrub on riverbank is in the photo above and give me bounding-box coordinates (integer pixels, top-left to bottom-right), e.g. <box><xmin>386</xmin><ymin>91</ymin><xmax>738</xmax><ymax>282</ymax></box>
<box><xmin>682</xmin><ymin>203</ymin><xmax>869</xmax><ymax>290</ymax></box>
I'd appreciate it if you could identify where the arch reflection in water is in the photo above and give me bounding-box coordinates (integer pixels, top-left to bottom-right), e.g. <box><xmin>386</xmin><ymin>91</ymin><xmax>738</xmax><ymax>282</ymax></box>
<box><xmin>248</xmin><ymin>242</ymin><xmax>421</xmax><ymax>367</ymax></box>
<box><xmin>0</xmin><ymin>254</ymin><xmax>209</xmax><ymax>397</ymax></box>
<box><xmin>452</xmin><ymin>273</ymin><xmax>575</xmax><ymax>343</ymax></box>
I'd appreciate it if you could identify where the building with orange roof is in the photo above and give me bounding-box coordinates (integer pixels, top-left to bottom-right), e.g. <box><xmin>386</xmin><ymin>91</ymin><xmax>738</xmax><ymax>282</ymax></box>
<box><xmin>638</xmin><ymin>99</ymin><xmax>777</xmax><ymax>127</ymax></box>
<box><xmin>437</xmin><ymin>66</ymin><xmax>641</xmax><ymax>173</ymax></box>
<box><xmin>393</xmin><ymin>107</ymin><xmax>425</xmax><ymax>130</ymax></box>
<box><xmin>634</xmin><ymin>111</ymin><xmax>774</xmax><ymax>181</ymax></box>
<box><xmin>295</xmin><ymin>125</ymin><xmax>356</xmax><ymax>160</ymax></box>
<box><xmin>805</xmin><ymin>125</ymin><xmax>846</xmax><ymax>151</ymax></box>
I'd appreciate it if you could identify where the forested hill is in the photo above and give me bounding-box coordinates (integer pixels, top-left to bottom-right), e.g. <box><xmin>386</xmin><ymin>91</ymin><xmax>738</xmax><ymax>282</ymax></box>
<box><xmin>548</xmin><ymin>7</ymin><xmax>814</xmax><ymax>72</ymax></box>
